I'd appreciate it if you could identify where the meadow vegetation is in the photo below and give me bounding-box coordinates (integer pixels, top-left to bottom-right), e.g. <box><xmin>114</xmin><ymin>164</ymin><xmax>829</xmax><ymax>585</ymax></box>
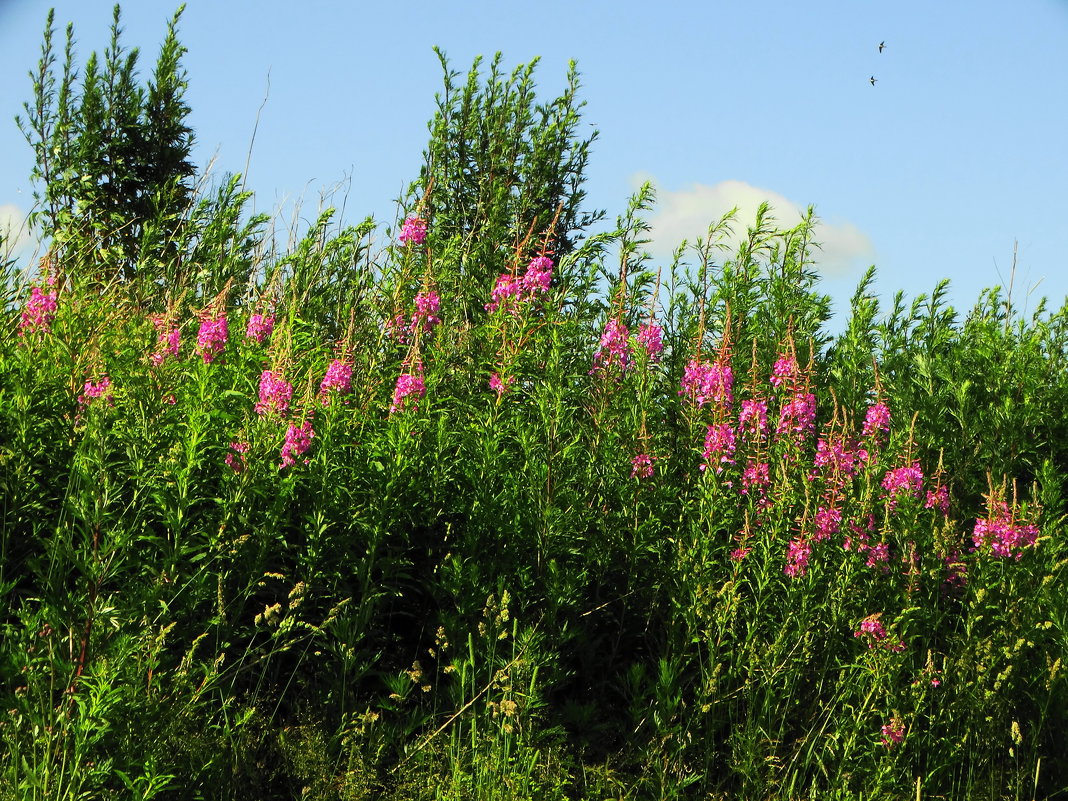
<box><xmin>1</xmin><ymin>7</ymin><xmax>1066</xmax><ymax>800</ymax></box>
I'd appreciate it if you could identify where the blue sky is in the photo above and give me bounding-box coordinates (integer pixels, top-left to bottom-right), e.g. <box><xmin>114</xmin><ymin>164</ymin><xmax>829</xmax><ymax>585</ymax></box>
<box><xmin>2</xmin><ymin>0</ymin><xmax>1067</xmax><ymax>324</ymax></box>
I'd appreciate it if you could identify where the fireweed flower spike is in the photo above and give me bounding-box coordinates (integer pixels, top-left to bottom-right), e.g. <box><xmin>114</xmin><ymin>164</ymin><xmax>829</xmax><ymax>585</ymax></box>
<box><xmin>319</xmin><ymin>359</ymin><xmax>353</xmax><ymax>402</ymax></box>
<box><xmin>149</xmin><ymin>315</ymin><xmax>181</xmax><ymax>366</ymax></box>
<box><xmin>391</xmin><ymin>362</ymin><xmax>426</xmax><ymax>414</ymax></box>
<box><xmin>225</xmin><ymin>441</ymin><xmax>249</xmax><ymax>473</ymax></box>
<box><xmin>631</xmin><ymin>452</ymin><xmax>654</xmax><ymax>479</ymax></box>
<box><xmin>19</xmin><ymin>285</ymin><xmax>58</xmax><ymax>336</ymax></box>
<box><xmin>246</xmin><ymin>312</ymin><xmax>275</xmax><ymax>344</ymax></box>
<box><xmin>590</xmin><ymin>319</ymin><xmax>632</xmax><ymax>375</ymax></box>
<box><xmin>679</xmin><ymin>359</ymin><xmax>733</xmax><ymax>409</ymax></box>
<box><xmin>636</xmin><ymin>321</ymin><xmax>663</xmax><ymax>361</ymax></box>
<box><xmin>880</xmin><ymin>717</ymin><xmax>905</xmax><ymax>747</ymax></box>
<box><xmin>256</xmin><ymin>370</ymin><xmax>294</xmax><ymax>417</ymax></box>
<box><xmin>881</xmin><ymin>463</ymin><xmax>924</xmax><ymax>510</ymax></box>
<box><xmin>862</xmin><ymin>401</ymin><xmax>891</xmax><ymax>439</ymax></box>
<box><xmin>398</xmin><ymin>216</ymin><xmax>428</xmax><ymax>246</ymax></box>
<box><xmin>280</xmin><ymin>420</ymin><xmax>314</xmax><ymax>469</ymax></box>
<box><xmin>196</xmin><ymin>314</ymin><xmax>229</xmax><ymax>364</ymax></box>
<box><xmin>972</xmin><ymin>500</ymin><xmax>1039</xmax><ymax>559</ymax></box>
<box><xmin>79</xmin><ymin>376</ymin><xmax>113</xmax><ymax>406</ymax></box>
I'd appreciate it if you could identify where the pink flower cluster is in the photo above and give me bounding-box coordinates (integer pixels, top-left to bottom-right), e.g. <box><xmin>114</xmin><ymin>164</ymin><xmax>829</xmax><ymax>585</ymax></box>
<box><xmin>319</xmin><ymin>358</ymin><xmax>353</xmax><ymax>402</ymax></box>
<box><xmin>738</xmin><ymin>399</ymin><xmax>768</xmax><ymax>440</ymax></box>
<box><xmin>972</xmin><ymin>501</ymin><xmax>1039</xmax><ymax>559</ymax></box>
<box><xmin>225</xmin><ymin>441</ymin><xmax>249</xmax><ymax>473</ymax></box>
<box><xmin>679</xmin><ymin>358</ymin><xmax>733</xmax><ymax>409</ymax></box>
<box><xmin>246</xmin><ymin>312</ymin><xmax>275</xmax><ymax>344</ymax></box>
<box><xmin>149</xmin><ymin>316</ymin><xmax>181</xmax><ymax>366</ymax></box>
<box><xmin>79</xmin><ymin>376</ymin><xmax>113</xmax><ymax>407</ymax></box>
<box><xmin>862</xmin><ymin>401</ymin><xmax>891</xmax><ymax>439</ymax></box>
<box><xmin>386</xmin><ymin>290</ymin><xmax>442</xmax><ymax>343</ymax></box>
<box><xmin>631</xmin><ymin>452</ymin><xmax>655</xmax><ymax>479</ymax></box>
<box><xmin>280</xmin><ymin>421</ymin><xmax>314</xmax><ymax>469</ymax></box>
<box><xmin>256</xmin><ymin>370</ymin><xmax>294</xmax><ymax>417</ymax></box>
<box><xmin>590</xmin><ymin>319</ymin><xmax>632</xmax><ymax>374</ymax></box>
<box><xmin>880</xmin><ymin>717</ymin><xmax>905</xmax><ymax>748</ymax></box>
<box><xmin>485</xmin><ymin>256</ymin><xmax>553</xmax><ymax>314</ymax></box>
<box><xmin>701</xmin><ymin>423</ymin><xmax>736</xmax><ymax>473</ymax></box>
<box><xmin>636</xmin><ymin>322</ymin><xmax>663</xmax><ymax>361</ymax></box>
<box><xmin>853</xmin><ymin>615</ymin><xmax>905</xmax><ymax>652</ymax></box>
<box><xmin>770</xmin><ymin>353</ymin><xmax>800</xmax><ymax>391</ymax></box>
<box><xmin>881</xmin><ymin>463</ymin><xmax>924</xmax><ymax>510</ymax></box>
<box><xmin>391</xmin><ymin>362</ymin><xmax>426</xmax><ymax>414</ymax></box>
<box><xmin>398</xmin><ymin>216</ymin><xmax>428</xmax><ymax>247</ymax></box>
<box><xmin>925</xmin><ymin>484</ymin><xmax>949</xmax><ymax>514</ymax></box>
<box><xmin>489</xmin><ymin>372</ymin><xmax>514</xmax><ymax>397</ymax></box>
<box><xmin>741</xmin><ymin>460</ymin><xmax>771</xmax><ymax>498</ymax></box>
<box><xmin>783</xmin><ymin>537</ymin><xmax>812</xmax><ymax>578</ymax></box>
<box><xmin>196</xmin><ymin>315</ymin><xmax>228</xmax><ymax>364</ymax></box>
<box><xmin>776</xmin><ymin>392</ymin><xmax>816</xmax><ymax>439</ymax></box>
<box><xmin>20</xmin><ymin>285</ymin><xmax>58</xmax><ymax>335</ymax></box>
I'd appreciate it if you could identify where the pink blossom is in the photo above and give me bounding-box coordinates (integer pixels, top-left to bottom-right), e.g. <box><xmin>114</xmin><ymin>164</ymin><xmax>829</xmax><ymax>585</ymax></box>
<box><xmin>256</xmin><ymin>370</ymin><xmax>293</xmax><ymax>417</ymax></box>
<box><xmin>631</xmin><ymin>453</ymin><xmax>655</xmax><ymax>479</ymax></box>
<box><xmin>730</xmin><ymin>547</ymin><xmax>751</xmax><ymax>562</ymax></box>
<box><xmin>19</xmin><ymin>285</ymin><xmax>58</xmax><ymax>335</ymax></box>
<box><xmin>679</xmin><ymin>358</ymin><xmax>733</xmax><ymax>409</ymax></box>
<box><xmin>972</xmin><ymin>501</ymin><xmax>1039</xmax><ymax>559</ymax></box>
<box><xmin>246</xmin><ymin>313</ymin><xmax>275</xmax><ymax>344</ymax></box>
<box><xmin>319</xmin><ymin>359</ymin><xmax>353</xmax><ymax>401</ymax></box>
<box><xmin>741</xmin><ymin>460</ymin><xmax>771</xmax><ymax>497</ymax></box>
<box><xmin>280</xmin><ymin>421</ymin><xmax>314</xmax><ymax>469</ymax></box>
<box><xmin>485</xmin><ymin>257</ymin><xmax>552</xmax><ymax>314</ymax></box>
<box><xmin>776</xmin><ymin>392</ymin><xmax>816</xmax><ymax>439</ymax></box>
<box><xmin>813</xmin><ymin>506</ymin><xmax>841</xmax><ymax>542</ymax></box>
<box><xmin>412</xmin><ymin>290</ymin><xmax>441</xmax><ymax>333</ymax></box>
<box><xmin>881</xmin><ymin>463</ymin><xmax>924</xmax><ymax>510</ymax></box>
<box><xmin>489</xmin><ymin>373</ymin><xmax>512</xmax><ymax>399</ymax></box>
<box><xmin>865</xmin><ymin>541</ymin><xmax>891</xmax><ymax>572</ymax></box>
<box><xmin>880</xmin><ymin>717</ymin><xmax>905</xmax><ymax>747</ymax></box>
<box><xmin>738</xmin><ymin>399</ymin><xmax>768</xmax><ymax>440</ymax></box>
<box><xmin>591</xmin><ymin>319</ymin><xmax>632</xmax><ymax>374</ymax></box>
<box><xmin>770</xmin><ymin>353</ymin><xmax>799</xmax><ymax>391</ymax></box>
<box><xmin>854</xmin><ymin>616</ymin><xmax>888</xmax><ymax>642</ymax></box>
<box><xmin>701</xmin><ymin>423</ymin><xmax>736</xmax><ymax>473</ymax></box>
<box><xmin>225</xmin><ymin>441</ymin><xmax>249</xmax><ymax>473</ymax></box>
<box><xmin>79</xmin><ymin>376</ymin><xmax>113</xmax><ymax>406</ymax></box>
<box><xmin>391</xmin><ymin>363</ymin><xmax>426</xmax><ymax>414</ymax></box>
<box><xmin>813</xmin><ymin>437</ymin><xmax>859</xmax><ymax>480</ymax></box>
<box><xmin>196</xmin><ymin>315</ymin><xmax>229</xmax><ymax>364</ymax></box>
<box><xmin>925</xmin><ymin>484</ymin><xmax>949</xmax><ymax>514</ymax></box>
<box><xmin>783</xmin><ymin>537</ymin><xmax>812</xmax><ymax>578</ymax></box>
<box><xmin>149</xmin><ymin>316</ymin><xmax>181</xmax><ymax>366</ymax></box>
<box><xmin>398</xmin><ymin>216</ymin><xmax>427</xmax><ymax>246</ymax></box>
<box><xmin>522</xmin><ymin>256</ymin><xmax>553</xmax><ymax>295</ymax></box>
<box><xmin>636</xmin><ymin>322</ymin><xmax>663</xmax><ymax>361</ymax></box>
<box><xmin>862</xmin><ymin>401</ymin><xmax>891</xmax><ymax>439</ymax></box>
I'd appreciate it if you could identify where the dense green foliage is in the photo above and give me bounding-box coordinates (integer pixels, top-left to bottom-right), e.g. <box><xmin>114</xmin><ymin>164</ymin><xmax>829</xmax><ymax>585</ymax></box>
<box><xmin>2</xmin><ymin>8</ymin><xmax>1066</xmax><ymax>800</ymax></box>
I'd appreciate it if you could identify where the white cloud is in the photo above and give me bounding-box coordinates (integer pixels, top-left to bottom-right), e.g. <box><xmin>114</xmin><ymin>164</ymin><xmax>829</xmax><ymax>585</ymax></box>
<box><xmin>632</xmin><ymin>175</ymin><xmax>875</xmax><ymax>278</ymax></box>
<box><xmin>0</xmin><ymin>204</ymin><xmax>35</xmax><ymax>262</ymax></box>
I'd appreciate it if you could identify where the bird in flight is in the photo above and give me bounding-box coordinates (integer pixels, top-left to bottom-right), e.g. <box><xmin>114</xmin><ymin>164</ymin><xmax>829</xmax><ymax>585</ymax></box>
<box><xmin>870</xmin><ymin>76</ymin><xmax>877</xmax><ymax>86</ymax></box>
<box><xmin>879</xmin><ymin>41</ymin><xmax>886</xmax><ymax>53</ymax></box>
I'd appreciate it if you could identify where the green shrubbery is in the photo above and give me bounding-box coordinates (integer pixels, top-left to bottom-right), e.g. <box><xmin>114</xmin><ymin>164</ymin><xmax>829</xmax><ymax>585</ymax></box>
<box><xmin>1</xmin><ymin>7</ymin><xmax>1066</xmax><ymax>800</ymax></box>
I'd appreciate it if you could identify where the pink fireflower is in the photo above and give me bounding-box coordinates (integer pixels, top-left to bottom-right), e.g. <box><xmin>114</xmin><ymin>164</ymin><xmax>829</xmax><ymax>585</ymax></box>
<box><xmin>280</xmin><ymin>420</ymin><xmax>314</xmax><ymax>469</ymax></box>
<box><xmin>813</xmin><ymin>506</ymin><xmax>841</xmax><ymax>542</ymax></box>
<box><xmin>701</xmin><ymin>423</ymin><xmax>736</xmax><ymax>473</ymax></box>
<box><xmin>412</xmin><ymin>290</ymin><xmax>441</xmax><ymax>333</ymax></box>
<box><xmin>881</xmin><ymin>463</ymin><xmax>924</xmax><ymax>510</ymax></box>
<box><xmin>770</xmin><ymin>353</ymin><xmax>799</xmax><ymax>391</ymax></box>
<box><xmin>246</xmin><ymin>312</ymin><xmax>275</xmax><ymax>344</ymax></box>
<box><xmin>591</xmin><ymin>319</ymin><xmax>632</xmax><ymax>374</ymax></box>
<box><xmin>398</xmin><ymin>216</ymin><xmax>428</xmax><ymax>247</ymax></box>
<box><xmin>391</xmin><ymin>363</ymin><xmax>426</xmax><ymax>414</ymax></box>
<box><xmin>225</xmin><ymin>441</ymin><xmax>249</xmax><ymax>473</ymax></box>
<box><xmin>854</xmin><ymin>616</ymin><xmax>888</xmax><ymax>642</ymax></box>
<box><xmin>196</xmin><ymin>314</ymin><xmax>229</xmax><ymax>364</ymax></box>
<box><xmin>741</xmin><ymin>460</ymin><xmax>771</xmax><ymax>497</ymax></box>
<box><xmin>522</xmin><ymin>256</ymin><xmax>553</xmax><ymax>296</ymax></box>
<box><xmin>631</xmin><ymin>453</ymin><xmax>655</xmax><ymax>479</ymax></box>
<box><xmin>256</xmin><ymin>370</ymin><xmax>293</xmax><ymax>417</ymax></box>
<box><xmin>489</xmin><ymin>372</ymin><xmax>514</xmax><ymax>397</ymax></box>
<box><xmin>19</xmin><ymin>285</ymin><xmax>58</xmax><ymax>335</ymax></box>
<box><xmin>79</xmin><ymin>376</ymin><xmax>113</xmax><ymax>406</ymax></box>
<box><xmin>636</xmin><ymin>322</ymin><xmax>664</xmax><ymax>361</ymax></box>
<box><xmin>783</xmin><ymin>537</ymin><xmax>812</xmax><ymax>578</ymax></box>
<box><xmin>149</xmin><ymin>316</ymin><xmax>181</xmax><ymax>366</ymax></box>
<box><xmin>777</xmin><ymin>392</ymin><xmax>816</xmax><ymax>439</ymax></box>
<box><xmin>679</xmin><ymin>358</ymin><xmax>733</xmax><ymax>409</ymax></box>
<box><xmin>972</xmin><ymin>501</ymin><xmax>1039</xmax><ymax>559</ymax></box>
<box><xmin>925</xmin><ymin>484</ymin><xmax>950</xmax><ymax>514</ymax></box>
<box><xmin>862</xmin><ymin>401</ymin><xmax>891</xmax><ymax>439</ymax></box>
<box><xmin>738</xmin><ymin>399</ymin><xmax>768</xmax><ymax>440</ymax></box>
<box><xmin>319</xmin><ymin>359</ymin><xmax>353</xmax><ymax>401</ymax></box>
<box><xmin>880</xmin><ymin>717</ymin><xmax>905</xmax><ymax>748</ymax></box>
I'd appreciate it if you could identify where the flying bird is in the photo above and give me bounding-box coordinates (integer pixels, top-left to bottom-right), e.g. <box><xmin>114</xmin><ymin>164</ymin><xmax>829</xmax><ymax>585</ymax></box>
<box><xmin>870</xmin><ymin>76</ymin><xmax>877</xmax><ymax>86</ymax></box>
<box><xmin>879</xmin><ymin>41</ymin><xmax>886</xmax><ymax>53</ymax></box>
